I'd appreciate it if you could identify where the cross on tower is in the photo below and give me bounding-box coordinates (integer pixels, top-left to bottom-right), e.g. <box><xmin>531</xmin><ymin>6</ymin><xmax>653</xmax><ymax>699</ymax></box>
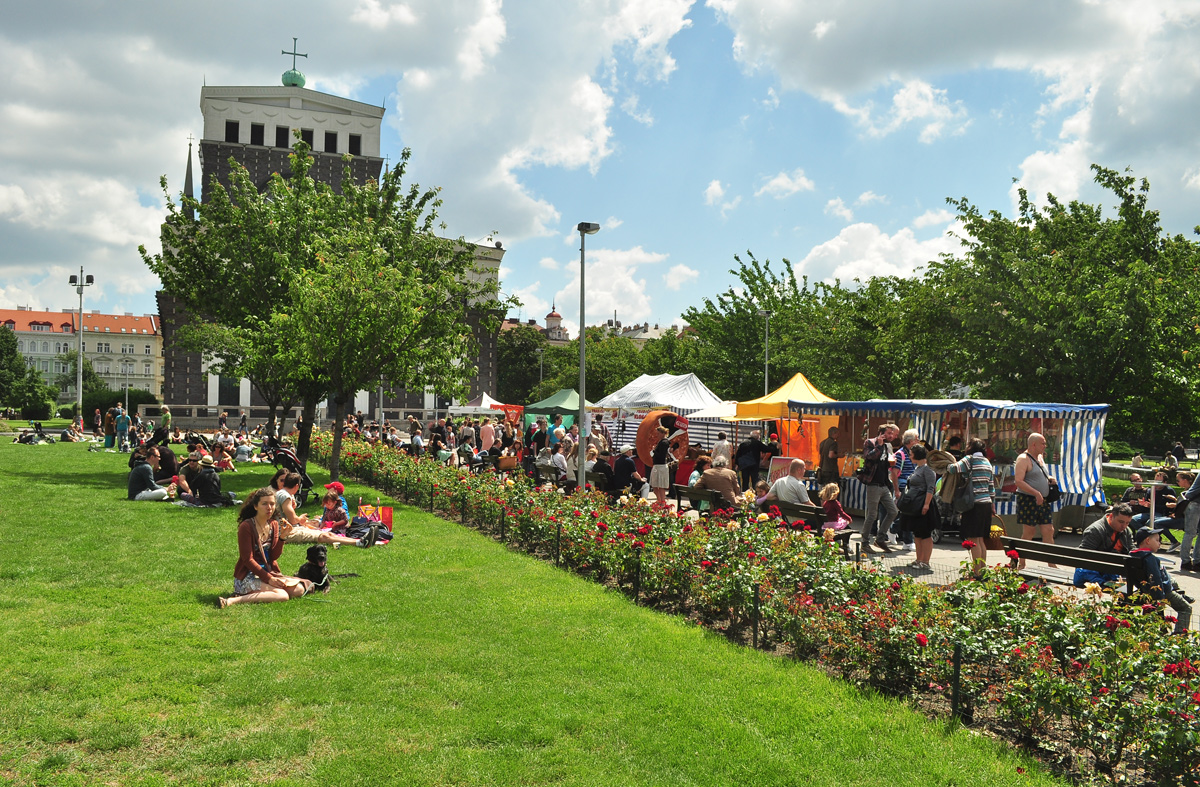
<box><xmin>282</xmin><ymin>37</ymin><xmax>308</xmax><ymax>69</ymax></box>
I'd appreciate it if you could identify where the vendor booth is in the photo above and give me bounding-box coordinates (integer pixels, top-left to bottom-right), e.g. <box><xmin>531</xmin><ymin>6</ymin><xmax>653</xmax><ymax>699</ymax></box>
<box><xmin>735</xmin><ymin>373</ymin><xmax>838</xmax><ymax>467</ymax></box>
<box><xmin>523</xmin><ymin>389</ymin><xmax>592</xmax><ymax>430</ymax></box>
<box><xmin>786</xmin><ymin>398</ymin><xmax>1109</xmax><ymax>519</ymax></box>
<box><xmin>592</xmin><ymin>373</ymin><xmax>729</xmax><ymax>451</ymax></box>
<box><xmin>449</xmin><ymin>393</ymin><xmax>523</xmax><ymax>427</ymax></box>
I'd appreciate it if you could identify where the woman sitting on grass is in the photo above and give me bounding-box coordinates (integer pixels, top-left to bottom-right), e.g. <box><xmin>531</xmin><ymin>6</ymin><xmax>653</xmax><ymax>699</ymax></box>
<box><xmin>217</xmin><ymin>488</ymin><xmax>313</xmax><ymax>608</ymax></box>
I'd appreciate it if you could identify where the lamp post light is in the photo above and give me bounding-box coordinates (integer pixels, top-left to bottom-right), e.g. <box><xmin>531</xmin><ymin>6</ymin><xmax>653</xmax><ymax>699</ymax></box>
<box><xmin>576</xmin><ymin>221</ymin><xmax>600</xmax><ymax>490</ymax></box>
<box><xmin>68</xmin><ymin>268</ymin><xmax>95</xmax><ymax>425</ymax></box>
<box><xmin>757</xmin><ymin>308</ymin><xmax>771</xmax><ymax>396</ymax></box>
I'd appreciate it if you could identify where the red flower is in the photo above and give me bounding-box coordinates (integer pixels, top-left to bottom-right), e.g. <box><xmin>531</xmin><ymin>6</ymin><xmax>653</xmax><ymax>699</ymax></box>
<box><xmin>637</xmin><ymin>525</ymin><xmax>651</xmax><ymax>535</ymax></box>
<box><xmin>747</xmin><ymin>551</ymin><xmax>757</xmax><ymax>559</ymax></box>
<box><xmin>682</xmin><ymin>524</ymin><xmax>693</xmax><ymax>533</ymax></box>
<box><xmin>961</xmin><ymin>540</ymin><xmax>976</xmax><ymax>549</ymax></box>
<box><xmin>597</xmin><ymin>523</ymin><xmax>608</xmax><ymax>532</ymax></box>
<box><xmin>890</xmin><ymin>582</ymin><xmax>901</xmax><ymax>591</ymax></box>
<box><xmin>700</xmin><ymin>560</ymin><xmax>713</xmax><ymax>569</ymax></box>
<box><xmin>916</xmin><ymin>633</ymin><xmax>928</xmax><ymax>647</ymax></box>
<box><xmin>1005</xmin><ymin>549</ymin><xmax>1020</xmax><ymax>560</ymax></box>
<box><xmin>633</xmin><ymin>540</ymin><xmax>645</xmax><ymax>549</ymax></box>
<box><xmin>1017</xmin><ymin>583</ymin><xmax>1029</xmax><ymax>594</ymax></box>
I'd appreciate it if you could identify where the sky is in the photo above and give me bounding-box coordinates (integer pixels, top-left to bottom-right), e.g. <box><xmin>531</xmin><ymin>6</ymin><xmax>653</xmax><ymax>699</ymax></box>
<box><xmin>3</xmin><ymin>1</ymin><xmax>1200</xmax><ymax>338</ymax></box>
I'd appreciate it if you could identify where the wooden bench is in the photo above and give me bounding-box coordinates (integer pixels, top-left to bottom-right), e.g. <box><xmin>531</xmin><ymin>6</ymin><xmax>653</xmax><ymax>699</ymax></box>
<box><xmin>673</xmin><ymin>484</ymin><xmax>725</xmax><ymax>513</ymax></box>
<box><xmin>585</xmin><ymin>471</ymin><xmax>610</xmax><ymax>493</ymax></box>
<box><xmin>777</xmin><ymin>500</ymin><xmax>855</xmax><ymax>554</ymax></box>
<box><xmin>1001</xmin><ymin>536</ymin><xmax>1146</xmax><ymax>594</ymax></box>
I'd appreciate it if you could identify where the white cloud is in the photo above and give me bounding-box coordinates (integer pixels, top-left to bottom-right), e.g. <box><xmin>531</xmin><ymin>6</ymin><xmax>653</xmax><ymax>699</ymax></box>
<box><xmin>1010</xmin><ymin>138</ymin><xmax>1092</xmax><ymax>210</ymax></box>
<box><xmin>663</xmin><ymin>263</ymin><xmax>700</xmax><ymax>290</ymax></box>
<box><xmin>812</xmin><ymin>19</ymin><xmax>835</xmax><ymax>40</ymax></box>
<box><xmin>621</xmin><ymin>94</ymin><xmax>655</xmax><ymax>125</ymax></box>
<box><xmin>912</xmin><ymin>208</ymin><xmax>955</xmax><ymax>228</ymax></box>
<box><xmin>553</xmin><ymin>245</ymin><xmax>669</xmax><ymax>328</ymax></box>
<box><xmin>755</xmin><ymin>167</ymin><xmax>815</xmax><ymax>199</ymax></box>
<box><xmin>835</xmin><ymin>79</ymin><xmax>969</xmax><ymax>142</ymax></box>
<box><xmin>855</xmin><ymin>190</ymin><xmax>886</xmax><ymax>206</ymax></box>
<box><xmin>824</xmin><ymin>197</ymin><xmax>853</xmax><ymax>222</ymax></box>
<box><xmin>797</xmin><ymin>221</ymin><xmax>962</xmax><ymax>283</ymax></box>
<box><xmin>704</xmin><ymin>179</ymin><xmax>726</xmax><ymax>206</ymax></box>
<box><xmin>352</xmin><ymin>0</ymin><xmax>420</xmax><ymax>29</ymax></box>
<box><xmin>762</xmin><ymin>86</ymin><xmax>780</xmax><ymax>109</ymax></box>
<box><xmin>538</xmin><ymin>257</ymin><xmax>560</xmax><ymax>270</ymax></box>
<box><xmin>604</xmin><ymin>215</ymin><xmax>624</xmax><ymax>230</ymax></box>
<box><xmin>457</xmin><ymin>0</ymin><xmax>506</xmax><ymax>80</ymax></box>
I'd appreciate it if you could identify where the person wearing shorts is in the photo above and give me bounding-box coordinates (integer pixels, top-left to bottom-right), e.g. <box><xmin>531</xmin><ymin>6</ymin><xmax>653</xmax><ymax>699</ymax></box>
<box><xmin>1014</xmin><ymin>433</ymin><xmax>1058</xmax><ymax>569</ymax></box>
<box><xmin>275</xmin><ymin>474</ymin><xmax>377</xmax><ymax>548</ymax></box>
<box><xmin>649</xmin><ymin>425</ymin><xmax>673</xmax><ymax>505</ymax></box>
<box><xmin>900</xmin><ymin>444</ymin><xmax>939</xmax><ymax>571</ymax></box>
<box><xmin>944</xmin><ymin>438</ymin><xmax>995</xmax><ymax>576</ymax></box>
<box><xmin>218</xmin><ymin>488</ymin><xmax>313</xmax><ymax>608</ymax></box>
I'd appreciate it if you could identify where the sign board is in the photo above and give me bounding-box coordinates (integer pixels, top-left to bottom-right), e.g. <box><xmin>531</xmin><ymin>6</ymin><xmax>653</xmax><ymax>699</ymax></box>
<box><xmin>767</xmin><ymin>456</ymin><xmax>796</xmax><ymax>485</ymax></box>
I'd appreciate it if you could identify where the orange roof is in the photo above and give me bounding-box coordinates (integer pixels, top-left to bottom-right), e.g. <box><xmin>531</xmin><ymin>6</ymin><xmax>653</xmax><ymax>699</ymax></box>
<box><xmin>0</xmin><ymin>308</ymin><xmax>76</xmax><ymax>332</ymax></box>
<box><xmin>0</xmin><ymin>308</ymin><xmax>160</xmax><ymax>336</ymax></box>
<box><xmin>77</xmin><ymin>312</ymin><xmax>159</xmax><ymax>336</ymax></box>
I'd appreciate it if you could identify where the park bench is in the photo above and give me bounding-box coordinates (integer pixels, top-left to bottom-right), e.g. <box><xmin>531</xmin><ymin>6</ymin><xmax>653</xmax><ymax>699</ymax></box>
<box><xmin>673</xmin><ymin>484</ymin><xmax>725</xmax><ymax>514</ymax></box>
<box><xmin>776</xmin><ymin>500</ymin><xmax>855</xmax><ymax>554</ymax></box>
<box><xmin>585</xmin><ymin>471</ymin><xmax>610</xmax><ymax>493</ymax></box>
<box><xmin>1001</xmin><ymin>536</ymin><xmax>1147</xmax><ymax>594</ymax></box>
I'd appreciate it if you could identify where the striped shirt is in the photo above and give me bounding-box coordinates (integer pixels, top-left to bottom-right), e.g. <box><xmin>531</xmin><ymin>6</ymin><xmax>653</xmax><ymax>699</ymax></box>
<box><xmin>946</xmin><ymin>453</ymin><xmax>995</xmax><ymax>504</ymax></box>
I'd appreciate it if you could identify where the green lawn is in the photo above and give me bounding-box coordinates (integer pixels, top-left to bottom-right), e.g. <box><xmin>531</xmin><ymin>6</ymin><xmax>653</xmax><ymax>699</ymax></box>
<box><xmin>0</xmin><ymin>443</ymin><xmax>1059</xmax><ymax>786</ymax></box>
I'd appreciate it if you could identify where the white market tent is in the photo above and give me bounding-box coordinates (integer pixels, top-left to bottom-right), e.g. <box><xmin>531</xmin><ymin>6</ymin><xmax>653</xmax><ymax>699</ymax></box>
<box><xmin>448</xmin><ymin>392</ymin><xmax>507</xmax><ymax>416</ymax></box>
<box><xmin>593</xmin><ymin>373</ymin><xmax>724</xmax><ymax>411</ymax></box>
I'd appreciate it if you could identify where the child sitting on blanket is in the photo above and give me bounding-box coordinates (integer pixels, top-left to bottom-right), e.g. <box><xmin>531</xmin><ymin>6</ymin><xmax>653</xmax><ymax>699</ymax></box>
<box><xmin>318</xmin><ymin>490</ymin><xmax>348</xmax><ymax>532</ymax></box>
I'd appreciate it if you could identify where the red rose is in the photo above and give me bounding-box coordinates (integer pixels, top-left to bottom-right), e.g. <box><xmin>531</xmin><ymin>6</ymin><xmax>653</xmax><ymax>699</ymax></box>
<box><xmin>1005</xmin><ymin>549</ymin><xmax>1020</xmax><ymax>560</ymax></box>
<box><xmin>1017</xmin><ymin>583</ymin><xmax>1029</xmax><ymax>593</ymax></box>
<box><xmin>916</xmin><ymin>633</ymin><xmax>928</xmax><ymax>647</ymax></box>
<box><xmin>961</xmin><ymin>540</ymin><xmax>975</xmax><ymax>549</ymax></box>
<box><xmin>747</xmin><ymin>552</ymin><xmax>756</xmax><ymax>559</ymax></box>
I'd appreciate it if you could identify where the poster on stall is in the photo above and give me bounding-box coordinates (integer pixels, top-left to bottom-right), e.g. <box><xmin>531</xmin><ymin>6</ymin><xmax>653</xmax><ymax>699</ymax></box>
<box><xmin>768</xmin><ymin>456</ymin><xmax>796</xmax><ymax>485</ymax></box>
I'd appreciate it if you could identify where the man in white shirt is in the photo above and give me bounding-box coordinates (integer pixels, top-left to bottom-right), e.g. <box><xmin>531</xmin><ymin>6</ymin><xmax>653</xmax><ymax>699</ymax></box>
<box><xmin>765</xmin><ymin>459</ymin><xmax>812</xmax><ymax>505</ymax></box>
<box><xmin>711</xmin><ymin>432</ymin><xmax>733</xmax><ymax>465</ymax></box>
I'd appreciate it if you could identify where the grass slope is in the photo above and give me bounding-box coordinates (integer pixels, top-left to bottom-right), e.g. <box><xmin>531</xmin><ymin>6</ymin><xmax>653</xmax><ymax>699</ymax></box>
<box><xmin>0</xmin><ymin>443</ymin><xmax>1058</xmax><ymax>786</ymax></box>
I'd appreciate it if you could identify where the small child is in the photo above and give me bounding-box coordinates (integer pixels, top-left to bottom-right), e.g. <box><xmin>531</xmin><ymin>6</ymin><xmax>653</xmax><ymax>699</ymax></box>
<box><xmin>318</xmin><ymin>490</ymin><xmax>349</xmax><ymax>533</ymax></box>
<box><xmin>753</xmin><ymin>480</ymin><xmax>771</xmax><ymax>508</ymax></box>
<box><xmin>820</xmin><ymin>483</ymin><xmax>852</xmax><ymax>530</ymax></box>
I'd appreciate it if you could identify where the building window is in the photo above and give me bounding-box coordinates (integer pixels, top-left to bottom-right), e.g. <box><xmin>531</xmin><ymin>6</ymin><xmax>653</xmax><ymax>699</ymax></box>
<box><xmin>144</xmin><ymin>345</ymin><xmax>151</xmax><ymax>355</ymax></box>
<box><xmin>41</xmin><ymin>341</ymin><xmax>49</xmax><ymax>353</ymax></box>
<box><xmin>81</xmin><ymin>342</ymin><xmax>85</xmax><ymax>352</ymax></box>
<box><xmin>97</xmin><ymin>363</ymin><xmax>110</xmax><ymax>374</ymax></box>
<box><xmin>143</xmin><ymin>362</ymin><xmax>151</xmax><ymax>376</ymax></box>
<box><xmin>225</xmin><ymin>120</ymin><xmax>239</xmax><ymax>143</ymax></box>
<box><xmin>98</xmin><ymin>342</ymin><xmax>110</xmax><ymax>353</ymax></box>
<box><xmin>30</xmin><ymin>323</ymin><xmax>48</xmax><ymax>331</ymax></box>
<box><xmin>324</xmin><ymin>131</ymin><xmax>337</xmax><ymax>153</ymax></box>
<box><xmin>250</xmin><ymin>123</ymin><xmax>264</xmax><ymax>146</ymax></box>
<box><xmin>17</xmin><ymin>340</ymin><xmax>23</xmax><ymax>352</ymax></box>
<box><xmin>301</xmin><ymin>128</ymin><xmax>314</xmax><ymax>147</ymax></box>
<box><xmin>40</xmin><ymin>360</ymin><xmax>49</xmax><ymax>372</ymax></box>
<box><xmin>121</xmin><ymin>343</ymin><xmax>134</xmax><ymax>355</ymax></box>
<box><xmin>275</xmin><ymin>125</ymin><xmax>290</xmax><ymax>148</ymax></box>
<box><xmin>2</xmin><ymin>320</ymin><xmax>14</xmax><ymax>329</ymax></box>
<box><xmin>349</xmin><ymin>134</ymin><xmax>362</xmax><ymax>156</ymax></box>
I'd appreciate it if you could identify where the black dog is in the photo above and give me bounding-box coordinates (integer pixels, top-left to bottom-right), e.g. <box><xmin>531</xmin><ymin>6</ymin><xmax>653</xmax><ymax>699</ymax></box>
<box><xmin>296</xmin><ymin>545</ymin><xmax>330</xmax><ymax>593</ymax></box>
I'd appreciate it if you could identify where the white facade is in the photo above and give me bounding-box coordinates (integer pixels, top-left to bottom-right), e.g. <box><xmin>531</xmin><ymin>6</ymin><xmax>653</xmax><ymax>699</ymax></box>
<box><xmin>200</xmin><ymin>85</ymin><xmax>384</xmax><ymax>156</ymax></box>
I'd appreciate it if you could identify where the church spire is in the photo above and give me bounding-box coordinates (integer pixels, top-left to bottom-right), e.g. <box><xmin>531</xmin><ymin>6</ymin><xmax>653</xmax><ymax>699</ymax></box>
<box><xmin>183</xmin><ymin>137</ymin><xmax>195</xmax><ymax>221</ymax></box>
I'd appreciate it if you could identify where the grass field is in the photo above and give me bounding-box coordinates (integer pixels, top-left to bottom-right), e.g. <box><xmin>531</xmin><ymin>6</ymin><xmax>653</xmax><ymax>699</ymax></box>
<box><xmin>0</xmin><ymin>442</ymin><xmax>1060</xmax><ymax>786</ymax></box>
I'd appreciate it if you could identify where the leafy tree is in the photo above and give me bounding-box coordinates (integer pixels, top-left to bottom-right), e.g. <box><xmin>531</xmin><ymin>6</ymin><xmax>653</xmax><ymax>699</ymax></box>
<box><xmin>270</xmin><ymin>148</ymin><xmax>509</xmax><ymax>480</ymax></box>
<box><xmin>10</xmin><ymin>363</ymin><xmax>57</xmax><ymax>419</ymax></box>
<box><xmin>0</xmin><ymin>329</ymin><xmax>27</xmax><ymax>406</ymax></box>
<box><xmin>53</xmin><ymin>350</ymin><xmax>105</xmax><ymax>398</ymax></box>
<box><xmin>497</xmin><ymin>324</ymin><xmax>550</xmax><ymax>404</ymax></box>
<box><xmin>527</xmin><ymin>329</ymin><xmax>642</xmax><ymax>403</ymax></box>
<box><xmin>639</xmin><ymin>328</ymin><xmax>698</xmax><ymax>377</ymax></box>
<box><xmin>928</xmin><ymin>164</ymin><xmax>1200</xmax><ymax>447</ymax></box>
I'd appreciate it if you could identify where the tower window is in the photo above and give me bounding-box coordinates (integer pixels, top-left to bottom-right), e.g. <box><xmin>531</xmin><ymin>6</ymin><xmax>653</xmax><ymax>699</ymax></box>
<box><xmin>275</xmin><ymin>125</ymin><xmax>290</xmax><ymax>148</ymax></box>
<box><xmin>224</xmin><ymin>120</ymin><xmax>240</xmax><ymax>143</ymax></box>
<box><xmin>250</xmin><ymin>123</ymin><xmax>264</xmax><ymax>146</ymax></box>
<box><xmin>349</xmin><ymin>134</ymin><xmax>362</xmax><ymax>156</ymax></box>
<box><xmin>301</xmin><ymin>128</ymin><xmax>314</xmax><ymax>147</ymax></box>
<box><xmin>324</xmin><ymin>131</ymin><xmax>337</xmax><ymax>153</ymax></box>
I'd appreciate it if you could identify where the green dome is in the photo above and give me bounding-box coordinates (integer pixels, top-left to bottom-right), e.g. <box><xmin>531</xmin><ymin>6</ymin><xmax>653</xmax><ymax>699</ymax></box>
<box><xmin>282</xmin><ymin>69</ymin><xmax>306</xmax><ymax>88</ymax></box>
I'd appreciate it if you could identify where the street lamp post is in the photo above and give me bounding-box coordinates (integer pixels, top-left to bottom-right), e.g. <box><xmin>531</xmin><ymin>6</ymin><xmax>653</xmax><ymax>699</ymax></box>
<box><xmin>68</xmin><ymin>268</ymin><xmax>94</xmax><ymax>425</ymax></box>
<box><xmin>536</xmin><ymin>347</ymin><xmax>544</xmax><ymax>382</ymax></box>
<box><xmin>576</xmin><ymin>221</ymin><xmax>600</xmax><ymax>490</ymax></box>
<box><xmin>757</xmin><ymin>309</ymin><xmax>771</xmax><ymax>396</ymax></box>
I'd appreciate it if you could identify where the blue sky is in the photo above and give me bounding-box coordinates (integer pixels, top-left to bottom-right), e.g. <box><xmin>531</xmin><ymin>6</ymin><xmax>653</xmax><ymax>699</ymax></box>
<box><xmin>2</xmin><ymin>1</ymin><xmax>1199</xmax><ymax>336</ymax></box>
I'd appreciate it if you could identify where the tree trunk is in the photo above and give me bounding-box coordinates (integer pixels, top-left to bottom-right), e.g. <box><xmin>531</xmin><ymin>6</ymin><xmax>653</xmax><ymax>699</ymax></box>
<box><xmin>329</xmin><ymin>393</ymin><xmax>349</xmax><ymax>482</ymax></box>
<box><xmin>297</xmin><ymin>396</ymin><xmax>318</xmax><ymax>470</ymax></box>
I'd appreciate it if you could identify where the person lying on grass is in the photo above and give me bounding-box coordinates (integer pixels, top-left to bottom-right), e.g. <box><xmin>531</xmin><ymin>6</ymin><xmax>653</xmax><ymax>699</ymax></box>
<box><xmin>274</xmin><ymin>472</ymin><xmax>376</xmax><ymax>549</ymax></box>
<box><xmin>218</xmin><ymin>488</ymin><xmax>313</xmax><ymax>608</ymax></box>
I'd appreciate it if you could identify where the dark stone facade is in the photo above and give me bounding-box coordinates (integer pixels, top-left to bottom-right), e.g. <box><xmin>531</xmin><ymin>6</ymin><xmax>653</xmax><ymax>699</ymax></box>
<box><xmin>157</xmin><ymin>290</ymin><xmax>207</xmax><ymax>406</ymax></box>
<box><xmin>197</xmin><ymin>141</ymin><xmax>384</xmax><ymax>201</ymax></box>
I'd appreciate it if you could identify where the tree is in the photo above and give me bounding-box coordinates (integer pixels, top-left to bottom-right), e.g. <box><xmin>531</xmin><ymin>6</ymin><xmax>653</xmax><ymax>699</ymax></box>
<box><xmin>497</xmin><ymin>325</ymin><xmax>549</xmax><ymax>404</ymax></box>
<box><xmin>527</xmin><ymin>329</ymin><xmax>643</xmax><ymax>403</ymax></box>
<box><xmin>10</xmin><ymin>363</ymin><xmax>57</xmax><ymax>419</ymax></box>
<box><xmin>270</xmin><ymin>147</ymin><xmax>509</xmax><ymax>480</ymax></box>
<box><xmin>0</xmin><ymin>329</ymin><xmax>27</xmax><ymax>407</ymax></box>
<box><xmin>928</xmin><ymin>164</ymin><xmax>1200</xmax><ymax>447</ymax></box>
<box><xmin>639</xmin><ymin>328</ymin><xmax>698</xmax><ymax>377</ymax></box>
<box><xmin>53</xmin><ymin>350</ymin><xmax>105</xmax><ymax>400</ymax></box>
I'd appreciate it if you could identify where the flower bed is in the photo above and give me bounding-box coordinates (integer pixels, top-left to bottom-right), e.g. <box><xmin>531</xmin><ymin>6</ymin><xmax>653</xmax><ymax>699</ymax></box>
<box><xmin>315</xmin><ymin>432</ymin><xmax>1199</xmax><ymax>785</ymax></box>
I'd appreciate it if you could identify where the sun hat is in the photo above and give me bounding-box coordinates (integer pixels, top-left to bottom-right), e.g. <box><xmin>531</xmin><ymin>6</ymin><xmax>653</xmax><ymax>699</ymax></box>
<box><xmin>200</xmin><ymin>455</ymin><xmax>215</xmax><ymax>467</ymax></box>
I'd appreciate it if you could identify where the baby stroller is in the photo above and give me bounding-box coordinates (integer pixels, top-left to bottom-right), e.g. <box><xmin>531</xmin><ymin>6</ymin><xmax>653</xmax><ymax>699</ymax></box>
<box><xmin>258</xmin><ymin>434</ymin><xmax>283</xmax><ymax>463</ymax></box>
<box><xmin>186</xmin><ymin>430</ymin><xmax>214</xmax><ymax>452</ymax></box>
<box><xmin>273</xmin><ymin>444</ymin><xmax>315</xmax><ymax>506</ymax></box>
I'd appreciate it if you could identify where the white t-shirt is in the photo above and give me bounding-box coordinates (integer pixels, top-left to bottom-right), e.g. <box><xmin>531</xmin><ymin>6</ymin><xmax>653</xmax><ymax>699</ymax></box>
<box><xmin>712</xmin><ymin>439</ymin><xmax>733</xmax><ymax>464</ymax></box>
<box><xmin>768</xmin><ymin>474</ymin><xmax>811</xmax><ymax>505</ymax></box>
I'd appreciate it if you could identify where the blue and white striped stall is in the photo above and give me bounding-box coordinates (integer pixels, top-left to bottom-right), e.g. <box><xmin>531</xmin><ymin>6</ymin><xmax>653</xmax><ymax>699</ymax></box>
<box><xmin>786</xmin><ymin>398</ymin><xmax>1109</xmax><ymax>515</ymax></box>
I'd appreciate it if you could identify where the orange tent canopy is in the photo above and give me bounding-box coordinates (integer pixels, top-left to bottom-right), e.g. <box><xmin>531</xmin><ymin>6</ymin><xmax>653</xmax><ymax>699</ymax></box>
<box><xmin>735</xmin><ymin>373</ymin><xmax>833</xmax><ymax>420</ymax></box>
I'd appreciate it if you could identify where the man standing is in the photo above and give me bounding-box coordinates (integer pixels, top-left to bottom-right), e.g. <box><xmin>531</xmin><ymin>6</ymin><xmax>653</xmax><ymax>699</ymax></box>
<box><xmin>817</xmin><ymin>426</ymin><xmax>840</xmax><ymax>485</ymax></box>
<box><xmin>735</xmin><ymin>430</ymin><xmax>768</xmax><ymax>492</ymax></box>
<box><xmin>114</xmin><ymin>407</ymin><xmax>131</xmax><ymax>453</ymax></box>
<box><xmin>891</xmin><ymin>429</ymin><xmax>920</xmax><ymax>552</ymax></box>
<box><xmin>1074</xmin><ymin>503</ymin><xmax>1134</xmax><ymax>586</ymax></box>
<box><xmin>711</xmin><ymin>432</ymin><xmax>733</xmax><ymax>466</ymax></box>
<box><xmin>1014</xmin><ymin>432</ymin><xmax>1059</xmax><ymax>569</ymax></box>
<box><xmin>860</xmin><ymin>423</ymin><xmax>899</xmax><ymax>554</ymax></box>
<box><xmin>592</xmin><ymin>413</ymin><xmax>613</xmax><ymax>453</ymax></box>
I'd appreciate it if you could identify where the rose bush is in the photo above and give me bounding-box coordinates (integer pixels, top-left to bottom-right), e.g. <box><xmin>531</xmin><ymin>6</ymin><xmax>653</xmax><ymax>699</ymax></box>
<box><xmin>314</xmin><ymin>431</ymin><xmax>1198</xmax><ymax>785</ymax></box>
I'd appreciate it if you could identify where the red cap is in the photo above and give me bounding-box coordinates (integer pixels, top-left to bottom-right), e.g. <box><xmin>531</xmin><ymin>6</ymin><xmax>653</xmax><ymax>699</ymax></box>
<box><xmin>324</xmin><ymin>481</ymin><xmax>345</xmax><ymax>494</ymax></box>
<box><xmin>770</xmin><ymin>433</ymin><xmax>778</xmax><ymax>440</ymax></box>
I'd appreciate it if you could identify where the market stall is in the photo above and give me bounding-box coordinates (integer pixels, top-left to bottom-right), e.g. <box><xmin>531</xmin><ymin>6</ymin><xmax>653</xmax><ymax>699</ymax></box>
<box><xmin>786</xmin><ymin>398</ymin><xmax>1109</xmax><ymax>517</ymax></box>
<box><xmin>592</xmin><ymin>373</ymin><xmax>728</xmax><ymax>449</ymax></box>
<box><xmin>735</xmin><ymin>373</ymin><xmax>839</xmax><ymax>466</ymax></box>
<box><xmin>523</xmin><ymin>389</ymin><xmax>592</xmax><ymax>429</ymax></box>
<box><xmin>449</xmin><ymin>393</ymin><xmax>523</xmax><ymax>427</ymax></box>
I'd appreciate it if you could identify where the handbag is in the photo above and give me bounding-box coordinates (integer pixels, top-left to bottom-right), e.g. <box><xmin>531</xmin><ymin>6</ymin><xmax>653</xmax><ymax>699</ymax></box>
<box><xmin>898</xmin><ymin>484</ymin><xmax>925</xmax><ymax>514</ymax></box>
<box><xmin>1044</xmin><ymin>478</ymin><xmax>1061</xmax><ymax>504</ymax></box>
